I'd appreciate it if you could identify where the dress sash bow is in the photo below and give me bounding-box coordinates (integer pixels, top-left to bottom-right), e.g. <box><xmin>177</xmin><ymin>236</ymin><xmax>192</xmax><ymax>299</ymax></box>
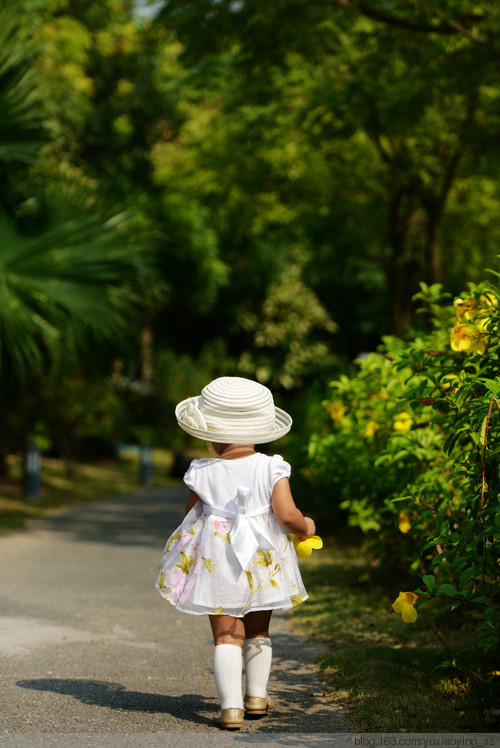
<box><xmin>203</xmin><ymin>485</ymin><xmax>277</xmax><ymax>570</ymax></box>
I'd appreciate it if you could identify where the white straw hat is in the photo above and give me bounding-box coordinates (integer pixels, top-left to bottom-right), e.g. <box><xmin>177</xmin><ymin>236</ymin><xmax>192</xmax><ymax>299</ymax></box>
<box><xmin>175</xmin><ymin>376</ymin><xmax>292</xmax><ymax>444</ymax></box>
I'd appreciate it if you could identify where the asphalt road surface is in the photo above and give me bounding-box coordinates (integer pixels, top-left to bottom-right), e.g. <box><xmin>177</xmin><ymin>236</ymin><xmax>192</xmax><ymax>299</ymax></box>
<box><xmin>0</xmin><ymin>485</ymin><xmax>354</xmax><ymax>743</ymax></box>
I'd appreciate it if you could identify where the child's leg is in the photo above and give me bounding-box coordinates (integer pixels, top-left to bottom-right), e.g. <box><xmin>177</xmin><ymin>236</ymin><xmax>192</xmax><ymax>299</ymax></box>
<box><xmin>209</xmin><ymin>615</ymin><xmax>245</xmax><ymax>710</ymax></box>
<box><xmin>243</xmin><ymin>610</ymin><xmax>273</xmax><ymax>701</ymax></box>
<box><xmin>243</xmin><ymin>610</ymin><xmax>272</xmax><ymax>639</ymax></box>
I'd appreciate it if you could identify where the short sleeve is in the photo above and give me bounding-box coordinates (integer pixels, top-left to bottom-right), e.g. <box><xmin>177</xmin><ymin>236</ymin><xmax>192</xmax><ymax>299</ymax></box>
<box><xmin>183</xmin><ymin>459</ymin><xmax>199</xmax><ymax>492</ymax></box>
<box><xmin>269</xmin><ymin>454</ymin><xmax>291</xmax><ymax>489</ymax></box>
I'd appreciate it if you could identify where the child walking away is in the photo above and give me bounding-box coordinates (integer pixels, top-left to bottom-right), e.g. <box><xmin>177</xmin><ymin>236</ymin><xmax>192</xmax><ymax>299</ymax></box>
<box><xmin>156</xmin><ymin>377</ymin><xmax>316</xmax><ymax>730</ymax></box>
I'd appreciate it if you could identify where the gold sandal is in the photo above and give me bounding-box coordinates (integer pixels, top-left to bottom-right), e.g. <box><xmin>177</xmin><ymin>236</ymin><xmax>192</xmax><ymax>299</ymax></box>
<box><xmin>244</xmin><ymin>695</ymin><xmax>274</xmax><ymax>715</ymax></box>
<box><xmin>212</xmin><ymin>707</ymin><xmax>244</xmax><ymax>729</ymax></box>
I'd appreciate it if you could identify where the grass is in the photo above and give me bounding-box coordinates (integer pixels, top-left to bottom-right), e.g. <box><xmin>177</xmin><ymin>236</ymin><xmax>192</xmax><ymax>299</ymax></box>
<box><xmin>0</xmin><ymin>449</ymin><xmax>176</xmax><ymax>531</ymax></box>
<box><xmin>289</xmin><ymin>539</ymin><xmax>499</xmax><ymax>733</ymax></box>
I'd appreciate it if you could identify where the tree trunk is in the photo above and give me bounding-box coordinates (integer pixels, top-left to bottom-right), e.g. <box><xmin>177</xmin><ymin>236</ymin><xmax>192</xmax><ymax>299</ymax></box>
<box><xmin>386</xmin><ymin>185</ymin><xmax>448</xmax><ymax>337</ymax></box>
<box><xmin>386</xmin><ymin>185</ymin><xmax>421</xmax><ymax>337</ymax></box>
<box><xmin>140</xmin><ymin>325</ymin><xmax>154</xmax><ymax>386</ymax></box>
<box><xmin>60</xmin><ymin>430</ymin><xmax>75</xmax><ymax>479</ymax></box>
<box><xmin>386</xmin><ymin>255</ymin><xmax>421</xmax><ymax>338</ymax></box>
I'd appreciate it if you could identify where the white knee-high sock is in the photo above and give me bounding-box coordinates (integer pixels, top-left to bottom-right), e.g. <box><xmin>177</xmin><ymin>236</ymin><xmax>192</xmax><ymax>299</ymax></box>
<box><xmin>243</xmin><ymin>637</ymin><xmax>272</xmax><ymax>698</ymax></box>
<box><xmin>213</xmin><ymin>643</ymin><xmax>244</xmax><ymax>710</ymax></box>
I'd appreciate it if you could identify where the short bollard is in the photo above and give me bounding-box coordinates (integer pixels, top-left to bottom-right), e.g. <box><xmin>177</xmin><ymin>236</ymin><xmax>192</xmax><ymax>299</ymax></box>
<box><xmin>139</xmin><ymin>443</ymin><xmax>153</xmax><ymax>486</ymax></box>
<box><xmin>23</xmin><ymin>442</ymin><xmax>41</xmax><ymax>500</ymax></box>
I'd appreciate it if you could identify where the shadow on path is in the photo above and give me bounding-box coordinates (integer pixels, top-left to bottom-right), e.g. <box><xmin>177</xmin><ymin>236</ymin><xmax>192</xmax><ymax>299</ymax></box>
<box><xmin>16</xmin><ymin>678</ymin><xmax>214</xmax><ymax>727</ymax></box>
<box><xmin>15</xmin><ymin>626</ymin><xmax>350</xmax><ymax>733</ymax></box>
<box><xmin>31</xmin><ymin>487</ymin><xmax>186</xmax><ymax>547</ymax></box>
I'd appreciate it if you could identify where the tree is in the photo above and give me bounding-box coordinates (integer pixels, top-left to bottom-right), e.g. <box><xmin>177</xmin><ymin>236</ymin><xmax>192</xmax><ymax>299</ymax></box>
<box><xmin>154</xmin><ymin>0</ymin><xmax>500</xmax><ymax>339</ymax></box>
<box><xmin>0</xmin><ymin>5</ymin><xmax>157</xmax><ymax>471</ymax></box>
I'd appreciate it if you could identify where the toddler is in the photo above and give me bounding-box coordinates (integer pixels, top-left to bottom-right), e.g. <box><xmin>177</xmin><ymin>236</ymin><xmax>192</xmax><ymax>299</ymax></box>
<box><xmin>156</xmin><ymin>376</ymin><xmax>315</xmax><ymax>729</ymax></box>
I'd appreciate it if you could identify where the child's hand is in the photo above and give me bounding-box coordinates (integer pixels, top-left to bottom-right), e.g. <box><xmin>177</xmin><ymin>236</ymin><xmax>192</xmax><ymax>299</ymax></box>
<box><xmin>303</xmin><ymin>516</ymin><xmax>316</xmax><ymax>538</ymax></box>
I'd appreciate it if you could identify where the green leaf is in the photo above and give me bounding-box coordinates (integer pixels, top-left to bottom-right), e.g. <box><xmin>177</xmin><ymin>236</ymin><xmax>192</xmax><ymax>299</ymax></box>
<box><xmin>435</xmin><ymin>583</ymin><xmax>459</xmax><ymax>597</ymax></box>
<box><xmin>459</xmin><ymin>567</ymin><xmax>476</xmax><ymax>590</ymax></box>
<box><xmin>422</xmin><ymin>574</ymin><xmax>435</xmax><ymax>592</ymax></box>
<box><xmin>479</xmin><ymin>379</ymin><xmax>500</xmax><ymax>396</ymax></box>
<box><xmin>432</xmin><ymin>660</ymin><xmax>456</xmax><ymax>672</ymax></box>
<box><xmin>484</xmin><ymin>607</ymin><xmax>497</xmax><ymax>622</ymax></box>
<box><xmin>480</xmin><ymin>415</ymin><xmax>489</xmax><ymax>447</ymax></box>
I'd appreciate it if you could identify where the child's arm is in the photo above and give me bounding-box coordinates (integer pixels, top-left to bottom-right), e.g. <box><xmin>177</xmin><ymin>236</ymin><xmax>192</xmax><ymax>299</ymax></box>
<box><xmin>271</xmin><ymin>477</ymin><xmax>316</xmax><ymax>537</ymax></box>
<box><xmin>185</xmin><ymin>490</ymin><xmax>201</xmax><ymax>516</ymax></box>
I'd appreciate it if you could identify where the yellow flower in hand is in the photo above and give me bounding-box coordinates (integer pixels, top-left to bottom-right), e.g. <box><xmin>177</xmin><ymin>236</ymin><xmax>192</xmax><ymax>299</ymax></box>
<box><xmin>290</xmin><ymin>534</ymin><xmax>323</xmax><ymax>558</ymax></box>
<box><xmin>392</xmin><ymin>591</ymin><xmax>418</xmax><ymax>623</ymax></box>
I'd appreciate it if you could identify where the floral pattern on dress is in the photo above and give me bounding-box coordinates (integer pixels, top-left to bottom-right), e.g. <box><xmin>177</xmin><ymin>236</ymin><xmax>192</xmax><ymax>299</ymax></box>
<box><xmin>155</xmin><ymin>501</ymin><xmax>308</xmax><ymax>617</ymax></box>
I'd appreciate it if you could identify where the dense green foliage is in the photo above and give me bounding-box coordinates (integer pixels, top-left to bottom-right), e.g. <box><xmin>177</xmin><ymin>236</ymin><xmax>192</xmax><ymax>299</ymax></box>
<box><xmin>156</xmin><ymin>0</ymin><xmax>500</xmax><ymax>340</ymax></box>
<box><xmin>0</xmin><ymin>3</ymin><xmax>158</xmax><ymax>468</ymax></box>
<box><xmin>307</xmin><ymin>280</ymin><xmax>500</xmax><ymax>677</ymax></box>
<box><xmin>13</xmin><ymin>0</ymin><xmax>500</xmax><ymax>358</ymax></box>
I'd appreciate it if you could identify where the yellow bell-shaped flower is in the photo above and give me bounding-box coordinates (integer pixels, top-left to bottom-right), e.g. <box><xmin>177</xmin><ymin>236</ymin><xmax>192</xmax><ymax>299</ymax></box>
<box><xmin>398</xmin><ymin>512</ymin><xmax>411</xmax><ymax>534</ymax></box>
<box><xmin>326</xmin><ymin>401</ymin><xmax>347</xmax><ymax>422</ymax></box>
<box><xmin>290</xmin><ymin>534</ymin><xmax>323</xmax><ymax>558</ymax></box>
<box><xmin>393</xmin><ymin>412</ymin><xmax>413</xmax><ymax>432</ymax></box>
<box><xmin>450</xmin><ymin>323</ymin><xmax>487</xmax><ymax>354</ymax></box>
<box><xmin>392</xmin><ymin>591</ymin><xmax>418</xmax><ymax>623</ymax></box>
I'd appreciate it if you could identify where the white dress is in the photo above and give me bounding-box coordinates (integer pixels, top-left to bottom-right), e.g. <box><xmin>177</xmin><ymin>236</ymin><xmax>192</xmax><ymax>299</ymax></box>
<box><xmin>155</xmin><ymin>453</ymin><xmax>308</xmax><ymax>617</ymax></box>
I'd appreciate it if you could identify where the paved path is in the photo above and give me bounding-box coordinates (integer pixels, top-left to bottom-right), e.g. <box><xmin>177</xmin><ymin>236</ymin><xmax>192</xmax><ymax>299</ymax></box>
<box><xmin>0</xmin><ymin>486</ymin><xmax>354</xmax><ymax>739</ymax></box>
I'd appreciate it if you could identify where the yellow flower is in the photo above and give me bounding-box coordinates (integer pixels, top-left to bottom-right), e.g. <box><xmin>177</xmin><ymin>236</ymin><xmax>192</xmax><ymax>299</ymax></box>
<box><xmin>441</xmin><ymin>374</ymin><xmax>459</xmax><ymax>392</ymax></box>
<box><xmin>479</xmin><ymin>292</ymin><xmax>497</xmax><ymax>310</ymax></box>
<box><xmin>253</xmin><ymin>550</ymin><xmax>274</xmax><ymax>566</ymax></box>
<box><xmin>290</xmin><ymin>534</ymin><xmax>323</xmax><ymax>558</ymax></box>
<box><xmin>174</xmin><ymin>551</ymin><xmax>194</xmax><ymax>575</ymax></box>
<box><xmin>202</xmin><ymin>557</ymin><xmax>217</xmax><ymax>572</ymax></box>
<box><xmin>453</xmin><ymin>294</ymin><xmax>495</xmax><ymax>338</ymax></box>
<box><xmin>392</xmin><ymin>591</ymin><xmax>418</xmax><ymax>623</ymax></box>
<box><xmin>326</xmin><ymin>401</ymin><xmax>347</xmax><ymax>422</ymax></box>
<box><xmin>393</xmin><ymin>412</ymin><xmax>413</xmax><ymax>432</ymax></box>
<box><xmin>398</xmin><ymin>513</ymin><xmax>411</xmax><ymax>534</ymax></box>
<box><xmin>165</xmin><ymin>530</ymin><xmax>181</xmax><ymax>552</ymax></box>
<box><xmin>455</xmin><ymin>293</ymin><xmax>496</xmax><ymax>320</ymax></box>
<box><xmin>245</xmin><ymin>570</ymin><xmax>254</xmax><ymax>592</ymax></box>
<box><xmin>475</xmin><ymin>315</ymin><xmax>490</xmax><ymax>333</ymax></box>
<box><xmin>364</xmin><ymin>420</ymin><xmax>378</xmax><ymax>438</ymax></box>
<box><xmin>453</xmin><ymin>297</ymin><xmax>478</xmax><ymax>322</ymax></box>
<box><xmin>450</xmin><ymin>323</ymin><xmax>487</xmax><ymax>354</ymax></box>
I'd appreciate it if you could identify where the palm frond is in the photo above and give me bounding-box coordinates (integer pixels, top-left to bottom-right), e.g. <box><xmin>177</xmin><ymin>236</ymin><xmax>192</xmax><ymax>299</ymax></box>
<box><xmin>0</xmin><ymin>210</ymin><xmax>156</xmax><ymax>381</ymax></box>
<box><xmin>0</xmin><ymin>7</ymin><xmax>45</xmax><ymax>163</ymax></box>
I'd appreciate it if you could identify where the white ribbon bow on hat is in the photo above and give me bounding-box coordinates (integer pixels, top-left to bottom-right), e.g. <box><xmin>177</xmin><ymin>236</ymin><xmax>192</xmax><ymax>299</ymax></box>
<box><xmin>183</xmin><ymin>399</ymin><xmax>228</xmax><ymax>433</ymax></box>
<box><xmin>205</xmin><ymin>486</ymin><xmax>277</xmax><ymax>571</ymax></box>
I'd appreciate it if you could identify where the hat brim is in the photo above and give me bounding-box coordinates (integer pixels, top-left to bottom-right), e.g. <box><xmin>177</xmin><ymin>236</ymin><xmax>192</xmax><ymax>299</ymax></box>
<box><xmin>175</xmin><ymin>396</ymin><xmax>292</xmax><ymax>444</ymax></box>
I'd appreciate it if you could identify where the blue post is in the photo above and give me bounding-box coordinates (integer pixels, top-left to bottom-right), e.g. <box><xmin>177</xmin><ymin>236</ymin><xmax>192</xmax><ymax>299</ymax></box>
<box><xmin>139</xmin><ymin>443</ymin><xmax>153</xmax><ymax>486</ymax></box>
<box><xmin>23</xmin><ymin>442</ymin><xmax>41</xmax><ymax>500</ymax></box>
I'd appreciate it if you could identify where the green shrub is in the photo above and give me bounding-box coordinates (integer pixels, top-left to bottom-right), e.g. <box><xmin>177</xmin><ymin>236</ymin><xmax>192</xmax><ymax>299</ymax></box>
<box><xmin>306</xmin><ymin>280</ymin><xmax>500</xmax><ymax>674</ymax></box>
